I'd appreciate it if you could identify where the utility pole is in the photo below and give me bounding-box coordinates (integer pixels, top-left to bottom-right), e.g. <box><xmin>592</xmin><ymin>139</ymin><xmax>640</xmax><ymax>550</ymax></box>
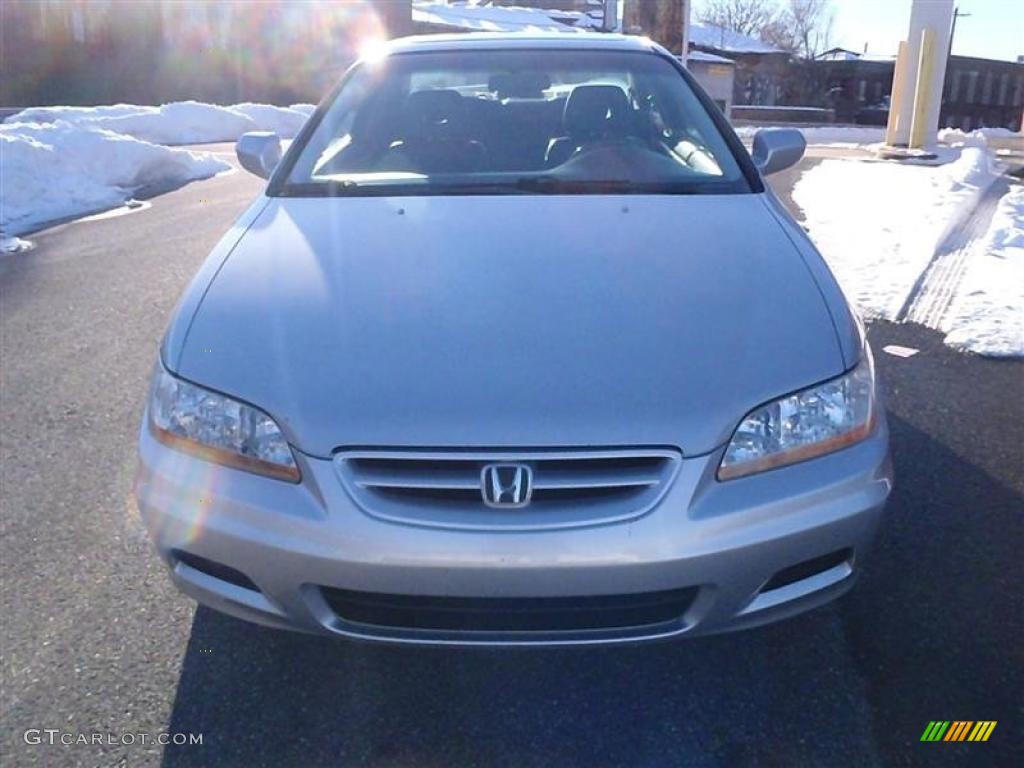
<box><xmin>948</xmin><ymin>7</ymin><xmax>971</xmax><ymax>60</ymax></box>
<box><xmin>601</xmin><ymin>0</ymin><xmax>619</xmax><ymax>32</ymax></box>
<box><xmin>681</xmin><ymin>0</ymin><xmax>690</xmax><ymax>65</ymax></box>
<box><xmin>623</xmin><ymin>0</ymin><xmax>686</xmax><ymax>56</ymax></box>
<box><xmin>937</xmin><ymin>4</ymin><xmax>966</xmax><ymax>120</ymax></box>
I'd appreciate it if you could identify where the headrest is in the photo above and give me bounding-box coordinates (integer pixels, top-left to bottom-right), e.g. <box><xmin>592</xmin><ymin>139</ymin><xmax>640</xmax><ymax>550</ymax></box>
<box><xmin>488</xmin><ymin>72</ymin><xmax>552</xmax><ymax>98</ymax></box>
<box><xmin>402</xmin><ymin>89</ymin><xmax>466</xmax><ymax>135</ymax></box>
<box><xmin>563</xmin><ymin>85</ymin><xmax>631</xmax><ymax>139</ymax></box>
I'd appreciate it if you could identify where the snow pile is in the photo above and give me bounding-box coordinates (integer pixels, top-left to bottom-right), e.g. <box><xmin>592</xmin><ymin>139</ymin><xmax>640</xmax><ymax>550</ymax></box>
<box><xmin>792</xmin><ymin>147</ymin><xmax>999</xmax><ymax>319</ymax></box>
<box><xmin>734</xmin><ymin>124</ymin><xmax>885</xmax><ymax>147</ymax></box>
<box><xmin>7</xmin><ymin>100</ymin><xmax>314</xmax><ymax>142</ymax></box>
<box><xmin>9</xmin><ymin>101</ymin><xmax>255</xmax><ymax>144</ymax></box>
<box><xmin>1</xmin><ymin>236</ymin><xmax>33</xmax><ymax>253</ymax></box>
<box><xmin>938</xmin><ymin>127</ymin><xmax>1019</xmax><ymax>146</ymax></box>
<box><xmin>79</xmin><ymin>101</ymin><xmax>256</xmax><ymax>144</ymax></box>
<box><xmin>1</xmin><ymin>100</ymin><xmax>312</xmax><ymax>238</ymax></box>
<box><xmin>942</xmin><ymin>185</ymin><xmax>1024</xmax><ymax>357</ymax></box>
<box><xmin>11</xmin><ymin>104</ymin><xmax>155</xmax><ymax>123</ymax></box>
<box><xmin>0</xmin><ymin>121</ymin><xmax>230</xmax><ymax>236</ymax></box>
<box><xmin>230</xmin><ymin>103</ymin><xmax>310</xmax><ymax>139</ymax></box>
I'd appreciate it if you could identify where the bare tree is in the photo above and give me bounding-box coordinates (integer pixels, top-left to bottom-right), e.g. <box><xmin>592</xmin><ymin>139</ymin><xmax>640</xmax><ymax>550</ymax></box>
<box><xmin>697</xmin><ymin>0</ymin><xmax>833</xmax><ymax>58</ymax></box>
<box><xmin>784</xmin><ymin>0</ymin><xmax>834</xmax><ymax>58</ymax></box>
<box><xmin>697</xmin><ymin>0</ymin><xmax>779</xmax><ymax>38</ymax></box>
<box><xmin>759</xmin><ymin>16</ymin><xmax>797</xmax><ymax>52</ymax></box>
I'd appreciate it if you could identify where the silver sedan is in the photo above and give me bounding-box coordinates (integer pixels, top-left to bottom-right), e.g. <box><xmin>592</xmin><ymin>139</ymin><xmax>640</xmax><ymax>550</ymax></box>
<box><xmin>135</xmin><ymin>33</ymin><xmax>891</xmax><ymax>646</ymax></box>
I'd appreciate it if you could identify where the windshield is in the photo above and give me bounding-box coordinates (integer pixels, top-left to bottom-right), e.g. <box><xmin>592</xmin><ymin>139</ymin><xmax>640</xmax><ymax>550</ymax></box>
<box><xmin>281</xmin><ymin>49</ymin><xmax>750</xmax><ymax>196</ymax></box>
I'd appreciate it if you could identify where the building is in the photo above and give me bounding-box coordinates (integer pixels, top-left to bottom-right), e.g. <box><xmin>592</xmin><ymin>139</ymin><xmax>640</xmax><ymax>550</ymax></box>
<box><xmin>801</xmin><ymin>51</ymin><xmax>897</xmax><ymax>125</ymax></box>
<box><xmin>688</xmin><ymin>23</ymin><xmax>792</xmax><ymax>107</ymax></box>
<box><xmin>686</xmin><ymin>51</ymin><xmax>735</xmax><ymax>114</ymax></box>
<box><xmin>806</xmin><ymin>49</ymin><xmax>1024</xmax><ymax>130</ymax></box>
<box><xmin>941</xmin><ymin>55</ymin><xmax>1024</xmax><ymax>131</ymax></box>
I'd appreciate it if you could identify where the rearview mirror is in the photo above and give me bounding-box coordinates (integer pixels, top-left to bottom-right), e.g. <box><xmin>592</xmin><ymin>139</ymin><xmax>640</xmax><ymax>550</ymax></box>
<box><xmin>236</xmin><ymin>131</ymin><xmax>282</xmax><ymax>179</ymax></box>
<box><xmin>751</xmin><ymin>128</ymin><xmax>806</xmax><ymax>176</ymax></box>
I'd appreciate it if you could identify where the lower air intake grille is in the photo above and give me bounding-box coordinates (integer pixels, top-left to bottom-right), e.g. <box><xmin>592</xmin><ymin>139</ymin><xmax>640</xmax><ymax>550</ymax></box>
<box><xmin>172</xmin><ymin>550</ymin><xmax>258</xmax><ymax>591</ymax></box>
<box><xmin>334</xmin><ymin>449</ymin><xmax>681</xmax><ymax>530</ymax></box>
<box><xmin>320</xmin><ymin>587</ymin><xmax>699</xmax><ymax>633</ymax></box>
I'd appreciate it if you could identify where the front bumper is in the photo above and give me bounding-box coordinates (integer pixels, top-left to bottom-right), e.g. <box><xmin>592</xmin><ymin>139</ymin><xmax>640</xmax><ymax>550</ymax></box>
<box><xmin>134</xmin><ymin>416</ymin><xmax>892</xmax><ymax>646</ymax></box>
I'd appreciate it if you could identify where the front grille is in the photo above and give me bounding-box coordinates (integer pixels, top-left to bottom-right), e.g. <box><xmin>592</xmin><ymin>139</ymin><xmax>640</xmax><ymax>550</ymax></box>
<box><xmin>320</xmin><ymin>587</ymin><xmax>699</xmax><ymax>633</ymax></box>
<box><xmin>334</xmin><ymin>448</ymin><xmax>681</xmax><ymax>530</ymax></box>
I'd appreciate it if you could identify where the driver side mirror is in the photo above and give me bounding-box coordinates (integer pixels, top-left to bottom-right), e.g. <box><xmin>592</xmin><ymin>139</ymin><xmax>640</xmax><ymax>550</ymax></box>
<box><xmin>751</xmin><ymin>128</ymin><xmax>806</xmax><ymax>176</ymax></box>
<box><xmin>236</xmin><ymin>131</ymin><xmax>282</xmax><ymax>179</ymax></box>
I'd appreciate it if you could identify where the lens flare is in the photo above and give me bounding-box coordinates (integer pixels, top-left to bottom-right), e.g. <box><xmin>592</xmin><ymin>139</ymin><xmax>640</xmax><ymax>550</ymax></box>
<box><xmin>2</xmin><ymin>0</ymin><xmax>390</xmax><ymax>106</ymax></box>
<box><xmin>136</xmin><ymin>441</ymin><xmax>226</xmax><ymax>551</ymax></box>
<box><xmin>358</xmin><ymin>36</ymin><xmax>390</xmax><ymax>65</ymax></box>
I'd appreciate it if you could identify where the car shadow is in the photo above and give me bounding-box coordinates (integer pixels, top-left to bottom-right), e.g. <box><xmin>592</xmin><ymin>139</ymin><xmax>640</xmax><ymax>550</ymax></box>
<box><xmin>162</xmin><ymin>604</ymin><xmax>877</xmax><ymax>768</ymax></box>
<box><xmin>161</xmin><ymin>413</ymin><xmax>1020</xmax><ymax>768</ymax></box>
<box><xmin>838</xmin><ymin>416</ymin><xmax>1022</xmax><ymax>767</ymax></box>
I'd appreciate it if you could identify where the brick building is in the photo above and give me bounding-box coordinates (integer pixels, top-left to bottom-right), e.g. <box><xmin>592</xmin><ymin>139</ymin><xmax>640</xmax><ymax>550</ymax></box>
<box><xmin>805</xmin><ymin>48</ymin><xmax>1024</xmax><ymax>130</ymax></box>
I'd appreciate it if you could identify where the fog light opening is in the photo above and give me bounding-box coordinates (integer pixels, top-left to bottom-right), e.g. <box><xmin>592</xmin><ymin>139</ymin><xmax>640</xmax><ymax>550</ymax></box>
<box><xmin>172</xmin><ymin>550</ymin><xmax>259</xmax><ymax>592</ymax></box>
<box><xmin>761</xmin><ymin>548</ymin><xmax>853</xmax><ymax>593</ymax></box>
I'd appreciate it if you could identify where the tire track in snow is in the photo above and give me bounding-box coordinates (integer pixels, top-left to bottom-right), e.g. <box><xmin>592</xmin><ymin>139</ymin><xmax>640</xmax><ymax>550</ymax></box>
<box><xmin>897</xmin><ymin>176</ymin><xmax>1010</xmax><ymax>325</ymax></box>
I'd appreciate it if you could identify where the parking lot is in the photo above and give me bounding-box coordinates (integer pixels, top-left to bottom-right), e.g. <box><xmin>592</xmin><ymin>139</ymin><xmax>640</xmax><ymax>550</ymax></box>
<box><xmin>1</xmin><ymin>150</ymin><xmax>1021</xmax><ymax>767</ymax></box>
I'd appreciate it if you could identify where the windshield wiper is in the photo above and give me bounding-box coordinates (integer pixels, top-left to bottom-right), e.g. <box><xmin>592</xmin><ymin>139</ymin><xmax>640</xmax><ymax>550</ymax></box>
<box><xmin>278</xmin><ymin>179</ymin><xmax>362</xmax><ymax>197</ymax></box>
<box><xmin>279</xmin><ymin>177</ymin><xmax>714</xmax><ymax>198</ymax></box>
<box><xmin>322</xmin><ymin>179</ymin><xmax>362</xmax><ymax>194</ymax></box>
<box><xmin>511</xmin><ymin>177</ymin><xmax>683</xmax><ymax>194</ymax></box>
<box><xmin>513</xmin><ymin>177</ymin><xmax>621</xmax><ymax>193</ymax></box>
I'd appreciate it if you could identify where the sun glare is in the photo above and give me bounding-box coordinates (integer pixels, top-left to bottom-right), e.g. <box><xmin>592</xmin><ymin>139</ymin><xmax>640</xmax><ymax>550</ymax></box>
<box><xmin>358</xmin><ymin>36</ymin><xmax>390</xmax><ymax>65</ymax></box>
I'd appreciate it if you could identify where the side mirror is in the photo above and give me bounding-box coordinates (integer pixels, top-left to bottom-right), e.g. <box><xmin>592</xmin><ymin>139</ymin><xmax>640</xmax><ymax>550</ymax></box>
<box><xmin>236</xmin><ymin>131</ymin><xmax>282</xmax><ymax>179</ymax></box>
<box><xmin>751</xmin><ymin>128</ymin><xmax>806</xmax><ymax>175</ymax></box>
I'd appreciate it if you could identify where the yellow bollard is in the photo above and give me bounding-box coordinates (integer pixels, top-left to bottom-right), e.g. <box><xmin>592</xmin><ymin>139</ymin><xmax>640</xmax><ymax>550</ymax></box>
<box><xmin>885</xmin><ymin>41</ymin><xmax>910</xmax><ymax>146</ymax></box>
<box><xmin>908</xmin><ymin>28</ymin><xmax>935</xmax><ymax>149</ymax></box>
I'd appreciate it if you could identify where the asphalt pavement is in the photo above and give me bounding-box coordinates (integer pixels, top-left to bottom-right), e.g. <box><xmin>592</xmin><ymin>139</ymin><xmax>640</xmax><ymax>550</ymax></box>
<box><xmin>1</xmin><ymin>150</ymin><xmax>1021</xmax><ymax>767</ymax></box>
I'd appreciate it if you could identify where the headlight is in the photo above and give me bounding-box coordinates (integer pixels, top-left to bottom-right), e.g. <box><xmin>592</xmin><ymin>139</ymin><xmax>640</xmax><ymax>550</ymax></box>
<box><xmin>148</xmin><ymin>363</ymin><xmax>300</xmax><ymax>482</ymax></box>
<box><xmin>718</xmin><ymin>349</ymin><xmax>876</xmax><ymax>481</ymax></box>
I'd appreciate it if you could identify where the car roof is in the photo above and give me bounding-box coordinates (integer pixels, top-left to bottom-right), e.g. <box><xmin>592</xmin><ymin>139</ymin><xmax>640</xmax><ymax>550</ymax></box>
<box><xmin>384</xmin><ymin>32</ymin><xmax>666</xmax><ymax>56</ymax></box>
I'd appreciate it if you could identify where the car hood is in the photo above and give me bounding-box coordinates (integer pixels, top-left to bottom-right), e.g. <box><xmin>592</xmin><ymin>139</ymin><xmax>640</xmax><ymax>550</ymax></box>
<box><xmin>173</xmin><ymin>194</ymin><xmax>846</xmax><ymax>457</ymax></box>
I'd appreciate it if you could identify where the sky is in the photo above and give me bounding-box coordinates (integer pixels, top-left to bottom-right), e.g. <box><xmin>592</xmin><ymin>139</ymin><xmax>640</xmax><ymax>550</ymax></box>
<box><xmin>828</xmin><ymin>0</ymin><xmax>1023</xmax><ymax>61</ymax></box>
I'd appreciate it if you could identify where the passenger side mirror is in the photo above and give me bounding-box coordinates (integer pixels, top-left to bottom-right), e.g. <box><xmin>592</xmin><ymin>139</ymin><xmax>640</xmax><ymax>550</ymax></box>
<box><xmin>236</xmin><ymin>131</ymin><xmax>282</xmax><ymax>179</ymax></box>
<box><xmin>751</xmin><ymin>128</ymin><xmax>806</xmax><ymax>176</ymax></box>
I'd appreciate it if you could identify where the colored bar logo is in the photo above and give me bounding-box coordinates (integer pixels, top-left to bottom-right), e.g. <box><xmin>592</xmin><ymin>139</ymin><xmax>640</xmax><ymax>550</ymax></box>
<box><xmin>921</xmin><ymin>721</ymin><xmax>997</xmax><ymax>742</ymax></box>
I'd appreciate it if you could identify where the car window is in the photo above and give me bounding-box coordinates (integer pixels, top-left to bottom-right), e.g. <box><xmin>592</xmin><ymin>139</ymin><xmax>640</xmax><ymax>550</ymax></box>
<box><xmin>282</xmin><ymin>49</ymin><xmax>749</xmax><ymax>196</ymax></box>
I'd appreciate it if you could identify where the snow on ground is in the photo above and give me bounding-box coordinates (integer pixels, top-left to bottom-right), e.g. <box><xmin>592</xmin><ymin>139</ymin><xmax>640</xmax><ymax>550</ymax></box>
<box><xmin>7</xmin><ymin>100</ymin><xmax>314</xmax><ymax>142</ymax></box>
<box><xmin>1</xmin><ymin>236</ymin><xmax>33</xmax><ymax>253</ymax></box>
<box><xmin>11</xmin><ymin>104</ymin><xmax>156</xmax><ymax>123</ymax></box>
<box><xmin>1</xmin><ymin>99</ymin><xmax>310</xmax><ymax>241</ymax></box>
<box><xmin>8</xmin><ymin>102</ymin><xmax>253</xmax><ymax>144</ymax></box>
<box><xmin>228</xmin><ymin>103</ymin><xmax>310</xmax><ymax>139</ymax></box>
<box><xmin>942</xmin><ymin>184</ymin><xmax>1024</xmax><ymax>357</ymax></box>
<box><xmin>793</xmin><ymin>147</ymin><xmax>999</xmax><ymax>320</ymax></box>
<box><xmin>937</xmin><ymin>127</ymin><xmax>1019</xmax><ymax>146</ymax></box>
<box><xmin>733</xmin><ymin>124</ymin><xmax>885</xmax><ymax>147</ymax></box>
<box><xmin>75</xmin><ymin>102</ymin><xmax>256</xmax><ymax>144</ymax></box>
<box><xmin>0</xmin><ymin>121</ymin><xmax>230</xmax><ymax>237</ymax></box>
